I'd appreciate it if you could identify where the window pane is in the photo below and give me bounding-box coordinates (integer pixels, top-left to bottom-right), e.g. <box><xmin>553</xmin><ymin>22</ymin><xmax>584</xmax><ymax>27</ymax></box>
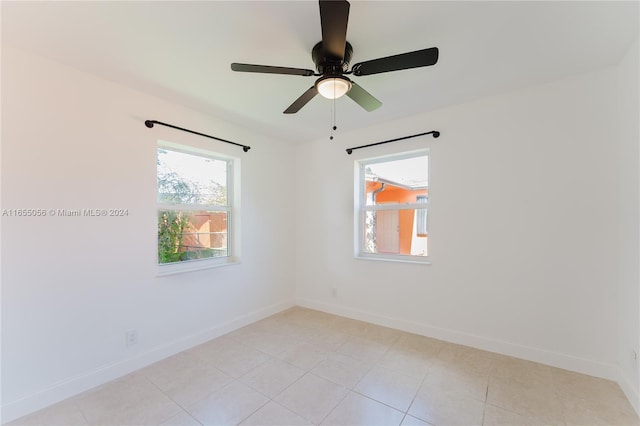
<box><xmin>363</xmin><ymin>209</ymin><xmax>427</xmax><ymax>256</ymax></box>
<box><xmin>416</xmin><ymin>195</ymin><xmax>428</xmax><ymax>237</ymax></box>
<box><xmin>157</xmin><ymin>149</ymin><xmax>227</xmax><ymax>205</ymax></box>
<box><xmin>365</xmin><ymin>155</ymin><xmax>428</xmax><ymax>206</ymax></box>
<box><xmin>158</xmin><ymin>210</ymin><xmax>228</xmax><ymax>264</ymax></box>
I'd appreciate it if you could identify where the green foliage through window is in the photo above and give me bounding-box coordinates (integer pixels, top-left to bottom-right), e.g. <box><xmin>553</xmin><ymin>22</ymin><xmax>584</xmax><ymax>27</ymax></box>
<box><xmin>157</xmin><ymin>147</ymin><xmax>230</xmax><ymax>265</ymax></box>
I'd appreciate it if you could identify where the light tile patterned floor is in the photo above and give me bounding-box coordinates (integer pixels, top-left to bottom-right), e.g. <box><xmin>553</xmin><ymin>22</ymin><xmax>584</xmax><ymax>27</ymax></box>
<box><xmin>7</xmin><ymin>307</ymin><xmax>640</xmax><ymax>426</ymax></box>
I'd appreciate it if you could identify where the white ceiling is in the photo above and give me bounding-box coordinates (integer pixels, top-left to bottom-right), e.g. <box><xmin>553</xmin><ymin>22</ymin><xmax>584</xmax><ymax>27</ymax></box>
<box><xmin>2</xmin><ymin>1</ymin><xmax>638</xmax><ymax>143</ymax></box>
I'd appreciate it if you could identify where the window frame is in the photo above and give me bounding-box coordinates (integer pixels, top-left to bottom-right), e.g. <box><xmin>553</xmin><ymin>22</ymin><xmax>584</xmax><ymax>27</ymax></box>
<box><xmin>354</xmin><ymin>149</ymin><xmax>431</xmax><ymax>264</ymax></box>
<box><xmin>156</xmin><ymin>141</ymin><xmax>239</xmax><ymax>275</ymax></box>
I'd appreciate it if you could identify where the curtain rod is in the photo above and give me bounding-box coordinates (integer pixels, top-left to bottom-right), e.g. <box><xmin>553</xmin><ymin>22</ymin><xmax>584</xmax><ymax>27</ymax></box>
<box><xmin>145</xmin><ymin>120</ymin><xmax>251</xmax><ymax>152</ymax></box>
<box><xmin>346</xmin><ymin>130</ymin><xmax>440</xmax><ymax>155</ymax></box>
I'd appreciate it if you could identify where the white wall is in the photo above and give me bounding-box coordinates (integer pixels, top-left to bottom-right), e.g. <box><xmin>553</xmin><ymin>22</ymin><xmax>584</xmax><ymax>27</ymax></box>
<box><xmin>1</xmin><ymin>46</ymin><xmax>296</xmax><ymax>421</ymax></box>
<box><xmin>616</xmin><ymin>37</ymin><xmax>640</xmax><ymax>413</ymax></box>
<box><xmin>295</xmin><ymin>63</ymin><xmax>632</xmax><ymax>384</ymax></box>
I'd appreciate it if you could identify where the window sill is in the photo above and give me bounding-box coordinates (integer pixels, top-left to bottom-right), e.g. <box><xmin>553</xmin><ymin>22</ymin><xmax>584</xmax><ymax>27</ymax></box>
<box><xmin>156</xmin><ymin>257</ymin><xmax>240</xmax><ymax>277</ymax></box>
<box><xmin>355</xmin><ymin>253</ymin><xmax>431</xmax><ymax>265</ymax></box>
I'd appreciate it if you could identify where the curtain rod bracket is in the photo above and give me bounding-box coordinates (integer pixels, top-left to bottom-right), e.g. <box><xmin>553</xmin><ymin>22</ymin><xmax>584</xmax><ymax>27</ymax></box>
<box><xmin>145</xmin><ymin>120</ymin><xmax>251</xmax><ymax>152</ymax></box>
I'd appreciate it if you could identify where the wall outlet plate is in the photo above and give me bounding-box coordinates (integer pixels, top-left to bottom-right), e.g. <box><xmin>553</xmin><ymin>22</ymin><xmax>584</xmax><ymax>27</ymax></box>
<box><xmin>125</xmin><ymin>330</ymin><xmax>138</xmax><ymax>347</ymax></box>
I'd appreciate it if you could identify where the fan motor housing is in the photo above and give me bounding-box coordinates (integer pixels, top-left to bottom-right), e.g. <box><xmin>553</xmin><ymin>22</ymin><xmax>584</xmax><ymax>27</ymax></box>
<box><xmin>312</xmin><ymin>41</ymin><xmax>353</xmax><ymax>74</ymax></box>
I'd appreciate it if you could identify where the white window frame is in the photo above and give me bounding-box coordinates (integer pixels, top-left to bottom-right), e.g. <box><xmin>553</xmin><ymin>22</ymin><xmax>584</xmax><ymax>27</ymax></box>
<box><xmin>354</xmin><ymin>149</ymin><xmax>431</xmax><ymax>264</ymax></box>
<box><xmin>157</xmin><ymin>141</ymin><xmax>240</xmax><ymax>276</ymax></box>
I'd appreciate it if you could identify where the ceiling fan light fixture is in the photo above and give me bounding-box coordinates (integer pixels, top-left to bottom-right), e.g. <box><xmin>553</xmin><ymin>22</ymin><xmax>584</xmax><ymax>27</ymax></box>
<box><xmin>316</xmin><ymin>76</ymin><xmax>352</xmax><ymax>99</ymax></box>
<box><xmin>231</xmin><ymin>1</ymin><xmax>439</xmax><ymax>114</ymax></box>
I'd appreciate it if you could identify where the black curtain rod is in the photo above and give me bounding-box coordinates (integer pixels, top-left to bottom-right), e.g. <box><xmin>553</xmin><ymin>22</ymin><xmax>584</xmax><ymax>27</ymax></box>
<box><xmin>145</xmin><ymin>120</ymin><xmax>251</xmax><ymax>152</ymax></box>
<box><xmin>346</xmin><ymin>130</ymin><xmax>440</xmax><ymax>155</ymax></box>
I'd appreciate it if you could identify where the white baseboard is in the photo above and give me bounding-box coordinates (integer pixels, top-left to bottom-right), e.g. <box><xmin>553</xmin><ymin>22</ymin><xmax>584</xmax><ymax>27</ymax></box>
<box><xmin>296</xmin><ymin>298</ymin><xmax>620</xmax><ymax>381</ymax></box>
<box><xmin>2</xmin><ymin>299</ymin><xmax>295</xmax><ymax>423</ymax></box>
<box><xmin>617</xmin><ymin>368</ymin><xmax>640</xmax><ymax>417</ymax></box>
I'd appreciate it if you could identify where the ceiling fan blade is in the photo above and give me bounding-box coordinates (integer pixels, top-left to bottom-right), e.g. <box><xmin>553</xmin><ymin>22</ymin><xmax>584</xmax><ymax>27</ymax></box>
<box><xmin>319</xmin><ymin>0</ymin><xmax>350</xmax><ymax>61</ymax></box>
<box><xmin>231</xmin><ymin>63</ymin><xmax>314</xmax><ymax>76</ymax></box>
<box><xmin>284</xmin><ymin>87</ymin><xmax>318</xmax><ymax>114</ymax></box>
<box><xmin>351</xmin><ymin>47</ymin><xmax>439</xmax><ymax>76</ymax></box>
<box><xmin>346</xmin><ymin>82</ymin><xmax>382</xmax><ymax>112</ymax></box>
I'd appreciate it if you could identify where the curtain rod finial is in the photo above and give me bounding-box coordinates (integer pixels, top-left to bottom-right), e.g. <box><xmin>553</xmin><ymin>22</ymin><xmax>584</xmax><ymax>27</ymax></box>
<box><xmin>432</xmin><ymin>131</ymin><xmax>440</xmax><ymax>138</ymax></box>
<box><xmin>145</xmin><ymin>120</ymin><xmax>155</xmax><ymax>128</ymax></box>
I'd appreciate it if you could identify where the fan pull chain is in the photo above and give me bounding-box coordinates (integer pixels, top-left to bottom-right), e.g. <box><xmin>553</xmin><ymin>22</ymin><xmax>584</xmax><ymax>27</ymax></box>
<box><xmin>330</xmin><ymin>101</ymin><xmax>335</xmax><ymax>140</ymax></box>
<box><xmin>330</xmin><ymin>86</ymin><xmax>337</xmax><ymax>140</ymax></box>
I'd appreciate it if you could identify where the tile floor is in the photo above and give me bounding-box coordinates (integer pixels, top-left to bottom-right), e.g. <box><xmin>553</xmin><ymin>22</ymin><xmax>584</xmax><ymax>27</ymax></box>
<box><xmin>7</xmin><ymin>307</ymin><xmax>640</xmax><ymax>426</ymax></box>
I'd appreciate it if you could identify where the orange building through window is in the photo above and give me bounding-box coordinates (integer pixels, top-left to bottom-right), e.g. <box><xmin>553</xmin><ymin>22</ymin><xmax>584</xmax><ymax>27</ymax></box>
<box><xmin>365</xmin><ymin>180</ymin><xmax>428</xmax><ymax>256</ymax></box>
<box><xmin>181</xmin><ymin>212</ymin><xmax>228</xmax><ymax>257</ymax></box>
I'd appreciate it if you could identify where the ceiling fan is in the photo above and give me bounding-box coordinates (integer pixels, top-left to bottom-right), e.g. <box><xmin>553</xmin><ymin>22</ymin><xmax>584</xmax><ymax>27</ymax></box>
<box><xmin>230</xmin><ymin>0</ymin><xmax>439</xmax><ymax>114</ymax></box>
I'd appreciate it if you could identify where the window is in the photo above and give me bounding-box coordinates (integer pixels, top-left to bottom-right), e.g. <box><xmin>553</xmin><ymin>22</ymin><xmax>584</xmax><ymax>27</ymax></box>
<box><xmin>355</xmin><ymin>151</ymin><xmax>429</xmax><ymax>262</ymax></box>
<box><xmin>157</xmin><ymin>144</ymin><xmax>236</xmax><ymax>273</ymax></box>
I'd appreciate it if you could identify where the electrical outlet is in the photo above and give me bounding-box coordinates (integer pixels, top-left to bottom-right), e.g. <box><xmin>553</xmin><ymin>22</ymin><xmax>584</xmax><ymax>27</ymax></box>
<box><xmin>125</xmin><ymin>330</ymin><xmax>138</xmax><ymax>347</ymax></box>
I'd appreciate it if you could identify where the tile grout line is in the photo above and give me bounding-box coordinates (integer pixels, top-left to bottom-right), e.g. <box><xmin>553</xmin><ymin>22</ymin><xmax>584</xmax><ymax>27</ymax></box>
<box><xmin>313</xmin><ymin>333</ymin><xmax>398</xmax><ymax>426</ymax></box>
<box><xmin>480</xmin><ymin>359</ymin><xmax>492</xmax><ymax>426</ymax></box>
<box><xmin>550</xmin><ymin>369</ymin><xmax>568</xmax><ymax>425</ymax></box>
<box><xmin>137</xmin><ymin>374</ymin><xmax>195</xmax><ymax>425</ymax></box>
<box><xmin>141</xmin><ymin>373</ymin><xmax>206</xmax><ymax>425</ymax></box>
<box><xmin>349</xmin><ymin>390</ymin><xmax>409</xmax><ymax>417</ymax></box>
<box><xmin>73</xmin><ymin>400</ymin><xmax>91</xmax><ymax>426</ymax></box>
<box><xmin>268</xmin><ymin>371</ymin><xmax>318</xmax><ymax>424</ymax></box>
<box><xmin>234</xmin><ymin>397</ymin><xmax>271</xmax><ymax>426</ymax></box>
<box><xmin>316</xmin><ymin>388</ymin><xmax>353</xmax><ymax>426</ymax></box>
<box><xmin>400</xmin><ymin>339</ymin><xmax>446</xmax><ymax>425</ymax></box>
